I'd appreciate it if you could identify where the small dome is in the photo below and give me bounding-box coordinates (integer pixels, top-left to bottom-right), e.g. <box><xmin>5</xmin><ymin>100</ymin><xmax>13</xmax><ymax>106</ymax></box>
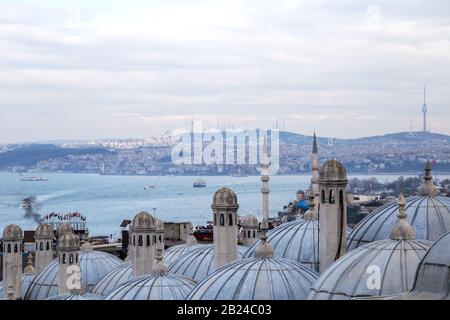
<box><xmin>2</xmin><ymin>224</ymin><xmax>23</xmax><ymax>241</ymax></box>
<box><xmin>168</xmin><ymin>244</ymin><xmax>246</xmax><ymax>281</ymax></box>
<box><xmin>242</xmin><ymin>215</ymin><xmax>258</xmax><ymax>228</ymax></box>
<box><xmin>0</xmin><ymin>273</ymin><xmax>35</xmax><ymax>299</ymax></box>
<box><xmin>24</xmin><ymin>250</ymin><xmax>123</xmax><ymax>300</ymax></box>
<box><xmin>163</xmin><ymin>243</ymin><xmax>202</xmax><ymax>265</ymax></box>
<box><xmin>319</xmin><ymin>160</ymin><xmax>347</xmax><ymax>181</ymax></box>
<box><xmin>92</xmin><ymin>262</ymin><xmax>133</xmax><ymax>296</ymax></box>
<box><xmin>244</xmin><ymin>219</ymin><xmax>352</xmax><ymax>271</ymax></box>
<box><xmin>212</xmin><ymin>187</ymin><xmax>238</xmax><ymax>208</ymax></box>
<box><xmin>46</xmin><ymin>293</ymin><xmax>102</xmax><ymax>300</ymax></box>
<box><xmin>155</xmin><ymin>219</ymin><xmax>164</xmax><ymax>232</ymax></box>
<box><xmin>130</xmin><ymin>211</ymin><xmax>155</xmax><ymax>231</ymax></box>
<box><xmin>408</xmin><ymin>232</ymin><xmax>450</xmax><ymax>299</ymax></box>
<box><xmin>348</xmin><ymin>196</ymin><xmax>450</xmax><ymax>251</ymax></box>
<box><xmin>58</xmin><ymin>232</ymin><xmax>79</xmax><ymax>250</ymax></box>
<box><xmin>308</xmin><ymin>239</ymin><xmax>432</xmax><ymax>300</ymax></box>
<box><xmin>187</xmin><ymin>258</ymin><xmax>318</xmax><ymax>300</ymax></box>
<box><xmin>103</xmin><ymin>274</ymin><xmax>197</xmax><ymax>300</ymax></box>
<box><xmin>35</xmin><ymin>223</ymin><xmax>53</xmax><ymax>239</ymax></box>
<box><xmin>57</xmin><ymin>223</ymin><xmax>74</xmax><ymax>237</ymax></box>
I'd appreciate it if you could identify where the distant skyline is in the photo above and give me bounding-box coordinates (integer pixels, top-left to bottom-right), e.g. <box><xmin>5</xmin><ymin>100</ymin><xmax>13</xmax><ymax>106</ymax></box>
<box><xmin>1</xmin><ymin>0</ymin><xmax>450</xmax><ymax>143</ymax></box>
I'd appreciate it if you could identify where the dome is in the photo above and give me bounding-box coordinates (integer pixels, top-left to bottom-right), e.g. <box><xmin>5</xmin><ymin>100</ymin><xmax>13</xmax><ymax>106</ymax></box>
<box><xmin>168</xmin><ymin>244</ymin><xmax>246</xmax><ymax>281</ymax></box>
<box><xmin>130</xmin><ymin>211</ymin><xmax>155</xmax><ymax>231</ymax></box>
<box><xmin>58</xmin><ymin>231</ymin><xmax>79</xmax><ymax>250</ymax></box>
<box><xmin>0</xmin><ymin>273</ymin><xmax>35</xmax><ymax>299</ymax></box>
<box><xmin>347</xmin><ymin>195</ymin><xmax>450</xmax><ymax>251</ymax></box>
<box><xmin>46</xmin><ymin>292</ymin><xmax>103</xmax><ymax>300</ymax></box>
<box><xmin>103</xmin><ymin>274</ymin><xmax>197</xmax><ymax>300</ymax></box>
<box><xmin>319</xmin><ymin>160</ymin><xmax>347</xmax><ymax>181</ymax></box>
<box><xmin>212</xmin><ymin>187</ymin><xmax>238</xmax><ymax>208</ymax></box>
<box><xmin>187</xmin><ymin>258</ymin><xmax>318</xmax><ymax>300</ymax></box>
<box><xmin>163</xmin><ymin>243</ymin><xmax>202</xmax><ymax>265</ymax></box>
<box><xmin>24</xmin><ymin>250</ymin><xmax>123</xmax><ymax>300</ymax></box>
<box><xmin>57</xmin><ymin>223</ymin><xmax>73</xmax><ymax>236</ymax></box>
<box><xmin>2</xmin><ymin>224</ymin><xmax>23</xmax><ymax>241</ymax></box>
<box><xmin>242</xmin><ymin>215</ymin><xmax>258</xmax><ymax>228</ymax></box>
<box><xmin>92</xmin><ymin>262</ymin><xmax>132</xmax><ymax>296</ymax></box>
<box><xmin>308</xmin><ymin>239</ymin><xmax>432</xmax><ymax>300</ymax></box>
<box><xmin>243</xmin><ymin>219</ymin><xmax>352</xmax><ymax>271</ymax></box>
<box><xmin>35</xmin><ymin>223</ymin><xmax>53</xmax><ymax>239</ymax></box>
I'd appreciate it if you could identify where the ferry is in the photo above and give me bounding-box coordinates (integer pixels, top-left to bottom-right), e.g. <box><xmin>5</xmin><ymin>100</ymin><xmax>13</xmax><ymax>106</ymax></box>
<box><xmin>193</xmin><ymin>179</ymin><xmax>206</xmax><ymax>188</ymax></box>
<box><xmin>20</xmin><ymin>176</ymin><xmax>48</xmax><ymax>182</ymax></box>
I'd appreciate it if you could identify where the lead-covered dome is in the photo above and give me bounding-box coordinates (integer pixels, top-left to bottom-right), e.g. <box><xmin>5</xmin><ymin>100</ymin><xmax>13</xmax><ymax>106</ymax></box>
<box><xmin>46</xmin><ymin>292</ymin><xmax>103</xmax><ymax>300</ymax></box>
<box><xmin>163</xmin><ymin>243</ymin><xmax>202</xmax><ymax>265</ymax></box>
<box><xmin>308</xmin><ymin>239</ymin><xmax>432</xmax><ymax>300</ymax></box>
<box><xmin>92</xmin><ymin>262</ymin><xmax>133</xmax><ymax>296</ymax></box>
<box><xmin>187</xmin><ymin>258</ymin><xmax>318</xmax><ymax>300</ymax></box>
<box><xmin>319</xmin><ymin>160</ymin><xmax>347</xmax><ymax>181</ymax></box>
<box><xmin>347</xmin><ymin>196</ymin><xmax>450</xmax><ymax>251</ymax></box>
<box><xmin>2</xmin><ymin>224</ymin><xmax>23</xmax><ymax>240</ymax></box>
<box><xmin>57</xmin><ymin>223</ymin><xmax>73</xmax><ymax>236</ymax></box>
<box><xmin>24</xmin><ymin>250</ymin><xmax>123</xmax><ymax>300</ymax></box>
<box><xmin>242</xmin><ymin>214</ymin><xmax>258</xmax><ymax>228</ymax></box>
<box><xmin>58</xmin><ymin>231</ymin><xmax>79</xmax><ymax>250</ymax></box>
<box><xmin>212</xmin><ymin>187</ymin><xmax>238</xmax><ymax>207</ymax></box>
<box><xmin>168</xmin><ymin>244</ymin><xmax>246</xmax><ymax>281</ymax></box>
<box><xmin>244</xmin><ymin>219</ymin><xmax>351</xmax><ymax>271</ymax></box>
<box><xmin>130</xmin><ymin>211</ymin><xmax>155</xmax><ymax>231</ymax></box>
<box><xmin>103</xmin><ymin>273</ymin><xmax>197</xmax><ymax>300</ymax></box>
<box><xmin>35</xmin><ymin>223</ymin><xmax>53</xmax><ymax>239</ymax></box>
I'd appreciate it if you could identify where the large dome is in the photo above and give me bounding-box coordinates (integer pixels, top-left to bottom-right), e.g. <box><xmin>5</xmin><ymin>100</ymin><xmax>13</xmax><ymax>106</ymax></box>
<box><xmin>92</xmin><ymin>262</ymin><xmax>132</xmax><ymax>296</ymax></box>
<box><xmin>46</xmin><ymin>292</ymin><xmax>103</xmax><ymax>300</ymax></box>
<box><xmin>103</xmin><ymin>274</ymin><xmax>197</xmax><ymax>300</ymax></box>
<box><xmin>243</xmin><ymin>219</ymin><xmax>351</xmax><ymax>271</ymax></box>
<box><xmin>163</xmin><ymin>243</ymin><xmax>203</xmax><ymax>265</ymax></box>
<box><xmin>168</xmin><ymin>244</ymin><xmax>246</xmax><ymax>281</ymax></box>
<box><xmin>24</xmin><ymin>250</ymin><xmax>123</xmax><ymax>300</ymax></box>
<box><xmin>308</xmin><ymin>239</ymin><xmax>432</xmax><ymax>300</ymax></box>
<box><xmin>348</xmin><ymin>195</ymin><xmax>450</xmax><ymax>251</ymax></box>
<box><xmin>187</xmin><ymin>258</ymin><xmax>318</xmax><ymax>300</ymax></box>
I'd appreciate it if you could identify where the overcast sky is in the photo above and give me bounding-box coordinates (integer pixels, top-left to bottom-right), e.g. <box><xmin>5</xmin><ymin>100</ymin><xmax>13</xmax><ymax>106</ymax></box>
<box><xmin>1</xmin><ymin>0</ymin><xmax>449</xmax><ymax>143</ymax></box>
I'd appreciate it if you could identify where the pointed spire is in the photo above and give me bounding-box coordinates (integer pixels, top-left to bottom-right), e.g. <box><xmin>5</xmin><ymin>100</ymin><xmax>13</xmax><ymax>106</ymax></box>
<box><xmin>152</xmin><ymin>248</ymin><xmax>168</xmax><ymax>275</ymax></box>
<box><xmin>418</xmin><ymin>161</ymin><xmax>438</xmax><ymax>196</ymax></box>
<box><xmin>390</xmin><ymin>193</ymin><xmax>415</xmax><ymax>240</ymax></box>
<box><xmin>312</xmin><ymin>131</ymin><xmax>318</xmax><ymax>154</ymax></box>
<box><xmin>24</xmin><ymin>252</ymin><xmax>36</xmax><ymax>274</ymax></box>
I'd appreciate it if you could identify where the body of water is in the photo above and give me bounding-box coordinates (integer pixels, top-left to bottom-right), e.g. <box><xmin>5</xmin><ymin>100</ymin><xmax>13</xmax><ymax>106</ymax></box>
<box><xmin>0</xmin><ymin>172</ymin><xmax>447</xmax><ymax>237</ymax></box>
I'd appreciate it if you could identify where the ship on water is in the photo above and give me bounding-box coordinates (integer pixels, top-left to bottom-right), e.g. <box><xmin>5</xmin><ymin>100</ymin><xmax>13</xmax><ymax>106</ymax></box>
<box><xmin>193</xmin><ymin>179</ymin><xmax>206</xmax><ymax>188</ymax></box>
<box><xmin>20</xmin><ymin>176</ymin><xmax>48</xmax><ymax>181</ymax></box>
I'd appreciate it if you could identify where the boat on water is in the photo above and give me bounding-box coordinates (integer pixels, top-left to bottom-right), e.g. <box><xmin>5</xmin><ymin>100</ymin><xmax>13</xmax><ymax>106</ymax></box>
<box><xmin>20</xmin><ymin>176</ymin><xmax>48</xmax><ymax>182</ymax></box>
<box><xmin>144</xmin><ymin>185</ymin><xmax>156</xmax><ymax>190</ymax></box>
<box><xmin>193</xmin><ymin>179</ymin><xmax>206</xmax><ymax>188</ymax></box>
<box><xmin>193</xmin><ymin>223</ymin><xmax>213</xmax><ymax>241</ymax></box>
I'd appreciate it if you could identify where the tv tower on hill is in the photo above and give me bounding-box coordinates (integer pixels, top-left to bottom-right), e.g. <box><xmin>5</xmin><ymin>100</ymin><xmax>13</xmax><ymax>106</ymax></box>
<box><xmin>422</xmin><ymin>85</ymin><xmax>428</xmax><ymax>132</ymax></box>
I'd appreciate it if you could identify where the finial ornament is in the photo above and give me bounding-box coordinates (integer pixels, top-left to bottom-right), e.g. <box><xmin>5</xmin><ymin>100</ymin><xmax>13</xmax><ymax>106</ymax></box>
<box><xmin>254</xmin><ymin>229</ymin><xmax>274</xmax><ymax>259</ymax></box>
<box><xmin>304</xmin><ymin>191</ymin><xmax>318</xmax><ymax>220</ymax></box>
<box><xmin>152</xmin><ymin>248</ymin><xmax>168</xmax><ymax>275</ymax></box>
<box><xmin>417</xmin><ymin>161</ymin><xmax>438</xmax><ymax>196</ymax></box>
<box><xmin>24</xmin><ymin>252</ymin><xmax>36</xmax><ymax>274</ymax></box>
<box><xmin>185</xmin><ymin>226</ymin><xmax>197</xmax><ymax>245</ymax></box>
<box><xmin>390</xmin><ymin>193</ymin><xmax>415</xmax><ymax>240</ymax></box>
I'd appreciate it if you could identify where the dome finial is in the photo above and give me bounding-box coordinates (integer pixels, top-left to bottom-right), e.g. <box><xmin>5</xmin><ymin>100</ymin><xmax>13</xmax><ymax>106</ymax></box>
<box><xmin>152</xmin><ymin>248</ymin><xmax>168</xmax><ymax>275</ymax></box>
<box><xmin>417</xmin><ymin>161</ymin><xmax>438</xmax><ymax>196</ymax></box>
<box><xmin>185</xmin><ymin>226</ymin><xmax>197</xmax><ymax>245</ymax></box>
<box><xmin>304</xmin><ymin>191</ymin><xmax>318</xmax><ymax>220</ymax></box>
<box><xmin>390</xmin><ymin>193</ymin><xmax>415</xmax><ymax>240</ymax></box>
<box><xmin>254</xmin><ymin>229</ymin><xmax>274</xmax><ymax>259</ymax></box>
<box><xmin>81</xmin><ymin>241</ymin><xmax>93</xmax><ymax>251</ymax></box>
<box><xmin>24</xmin><ymin>252</ymin><xmax>36</xmax><ymax>274</ymax></box>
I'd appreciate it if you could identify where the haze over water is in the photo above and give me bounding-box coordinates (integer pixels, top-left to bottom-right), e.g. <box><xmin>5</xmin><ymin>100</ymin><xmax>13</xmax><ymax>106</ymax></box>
<box><xmin>1</xmin><ymin>172</ymin><xmax>448</xmax><ymax>237</ymax></box>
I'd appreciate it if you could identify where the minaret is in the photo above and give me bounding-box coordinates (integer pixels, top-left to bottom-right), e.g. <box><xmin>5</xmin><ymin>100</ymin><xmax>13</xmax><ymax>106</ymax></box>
<box><xmin>318</xmin><ymin>160</ymin><xmax>348</xmax><ymax>273</ymax></box>
<box><xmin>2</xmin><ymin>224</ymin><xmax>24</xmax><ymax>299</ymax></box>
<box><xmin>129</xmin><ymin>211</ymin><xmax>156</xmax><ymax>276</ymax></box>
<box><xmin>261</xmin><ymin>137</ymin><xmax>270</xmax><ymax>228</ymax></box>
<box><xmin>311</xmin><ymin>132</ymin><xmax>320</xmax><ymax>215</ymax></box>
<box><xmin>34</xmin><ymin>223</ymin><xmax>54</xmax><ymax>273</ymax></box>
<box><xmin>241</xmin><ymin>214</ymin><xmax>259</xmax><ymax>247</ymax></box>
<box><xmin>57</xmin><ymin>229</ymin><xmax>80</xmax><ymax>295</ymax></box>
<box><xmin>212</xmin><ymin>187</ymin><xmax>239</xmax><ymax>269</ymax></box>
<box><xmin>422</xmin><ymin>85</ymin><xmax>428</xmax><ymax>132</ymax></box>
<box><xmin>417</xmin><ymin>160</ymin><xmax>439</xmax><ymax>197</ymax></box>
